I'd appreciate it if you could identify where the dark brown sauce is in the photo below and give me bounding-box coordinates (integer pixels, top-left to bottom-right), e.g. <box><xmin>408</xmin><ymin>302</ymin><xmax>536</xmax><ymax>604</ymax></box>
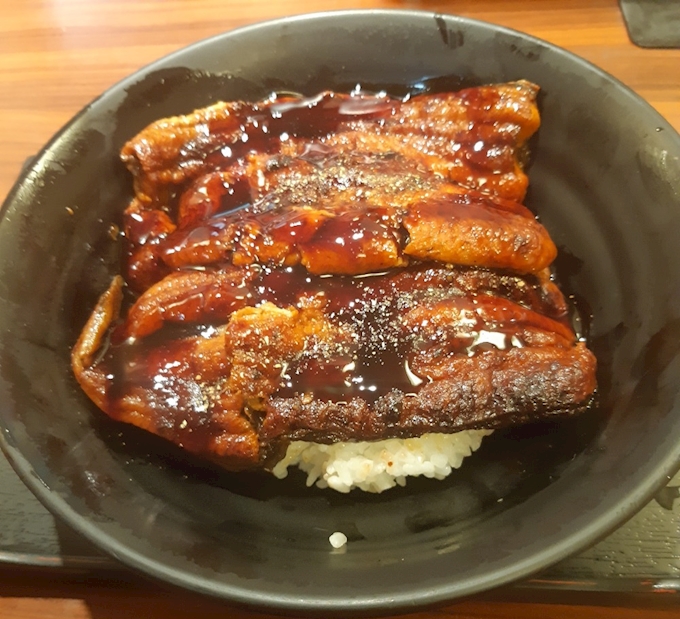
<box><xmin>123</xmin><ymin>209</ymin><xmax>176</xmax><ymax>291</ymax></box>
<box><xmin>124</xmin><ymin>92</ymin><xmax>400</xmax><ymax>281</ymax></box>
<box><xmin>158</xmin><ymin>188</ymin><xmax>539</xmax><ymax>278</ymax></box>
<box><xmin>100</xmin><ymin>265</ymin><xmax>576</xmax><ymax>416</ymax></box>
<box><xmin>407</xmin><ymin>193</ymin><xmax>532</xmax><ymax>225</ymax></box>
<box><xmin>104</xmin><ymin>330</ymin><xmax>225</xmax><ymax>453</ymax></box>
<box><xmin>266</xmin><ymin>268</ymin><xmax>571</xmax><ymax>403</ymax></box>
<box><xmin>177</xmin><ymin>171</ymin><xmax>253</xmax><ymax>229</ymax></box>
<box><xmin>163</xmin><ymin>202</ymin><xmax>399</xmax><ymax>272</ymax></box>
<box><xmin>297</xmin><ymin>210</ymin><xmax>403</xmax><ymax>274</ymax></box>
<box><xmin>125</xmin><ymin>86</ymin><xmax>536</xmax><ymax>286</ymax></box>
<box><xmin>202</xmin><ymin>92</ymin><xmax>397</xmax><ymax>169</ymax></box>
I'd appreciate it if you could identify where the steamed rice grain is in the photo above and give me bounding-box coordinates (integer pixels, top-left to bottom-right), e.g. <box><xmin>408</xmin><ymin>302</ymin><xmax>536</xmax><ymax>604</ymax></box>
<box><xmin>271</xmin><ymin>430</ymin><xmax>493</xmax><ymax>493</ymax></box>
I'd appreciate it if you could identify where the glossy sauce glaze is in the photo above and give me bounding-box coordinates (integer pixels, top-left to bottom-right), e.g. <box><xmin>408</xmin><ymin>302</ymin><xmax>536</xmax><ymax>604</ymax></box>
<box><xmin>202</xmin><ymin>92</ymin><xmax>397</xmax><ymax>169</ymax></box>
<box><xmin>103</xmin><ymin>264</ymin><xmax>575</xmax><ymax>417</ymax></box>
<box><xmin>122</xmin><ymin>92</ymin><xmax>395</xmax><ymax>289</ymax></box>
<box><xmin>256</xmin><ymin>266</ymin><xmax>575</xmax><ymax>403</ymax></box>
<box><xmin>122</xmin><ymin>84</ymin><xmax>540</xmax><ymax>289</ymax></box>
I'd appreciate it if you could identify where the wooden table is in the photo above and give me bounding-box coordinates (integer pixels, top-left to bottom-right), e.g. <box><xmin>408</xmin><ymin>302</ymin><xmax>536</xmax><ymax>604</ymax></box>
<box><xmin>2</xmin><ymin>1</ymin><xmax>680</xmax><ymax>617</ymax></box>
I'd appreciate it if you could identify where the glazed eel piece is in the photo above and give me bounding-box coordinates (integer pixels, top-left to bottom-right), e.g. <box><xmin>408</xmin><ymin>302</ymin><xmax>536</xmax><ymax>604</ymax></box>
<box><xmin>121</xmin><ymin>82</ymin><xmax>544</xmax><ymax>291</ymax></box>
<box><xmin>157</xmin><ymin>148</ymin><xmax>555</xmax><ymax>275</ymax></box>
<box><xmin>121</xmin><ymin>82</ymin><xmax>539</xmax><ymax>206</ymax></box>
<box><xmin>72</xmin><ymin>265</ymin><xmax>596</xmax><ymax>469</ymax></box>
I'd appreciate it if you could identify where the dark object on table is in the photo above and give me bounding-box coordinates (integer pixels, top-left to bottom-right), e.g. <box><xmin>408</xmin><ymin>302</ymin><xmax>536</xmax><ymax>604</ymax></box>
<box><xmin>1</xmin><ymin>10</ymin><xmax>680</xmax><ymax>614</ymax></box>
<box><xmin>619</xmin><ymin>0</ymin><xmax>680</xmax><ymax>48</ymax></box>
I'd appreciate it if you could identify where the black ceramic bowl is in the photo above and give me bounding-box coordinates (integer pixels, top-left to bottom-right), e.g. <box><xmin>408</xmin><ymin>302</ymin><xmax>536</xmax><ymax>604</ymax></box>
<box><xmin>2</xmin><ymin>10</ymin><xmax>680</xmax><ymax>614</ymax></box>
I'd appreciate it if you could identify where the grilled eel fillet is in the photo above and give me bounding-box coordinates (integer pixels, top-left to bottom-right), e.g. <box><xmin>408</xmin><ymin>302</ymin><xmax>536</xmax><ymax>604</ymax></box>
<box><xmin>72</xmin><ymin>82</ymin><xmax>597</xmax><ymax>470</ymax></box>
<box><xmin>120</xmin><ymin>82</ymin><xmax>547</xmax><ymax>291</ymax></box>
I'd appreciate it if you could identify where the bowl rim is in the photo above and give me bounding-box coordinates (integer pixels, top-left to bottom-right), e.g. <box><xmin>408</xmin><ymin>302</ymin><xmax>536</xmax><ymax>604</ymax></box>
<box><xmin>2</xmin><ymin>8</ymin><xmax>680</xmax><ymax>613</ymax></box>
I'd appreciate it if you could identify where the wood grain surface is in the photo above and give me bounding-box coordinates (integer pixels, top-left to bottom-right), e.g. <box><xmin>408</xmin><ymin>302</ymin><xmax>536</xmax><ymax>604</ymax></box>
<box><xmin>2</xmin><ymin>1</ymin><xmax>680</xmax><ymax>618</ymax></box>
<box><xmin>1</xmin><ymin>572</ymin><xmax>680</xmax><ymax>619</ymax></box>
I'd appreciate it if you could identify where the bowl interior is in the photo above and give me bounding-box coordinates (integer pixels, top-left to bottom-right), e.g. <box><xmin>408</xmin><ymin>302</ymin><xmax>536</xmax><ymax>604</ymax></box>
<box><xmin>2</xmin><ymin>10</ymin><xmax>680</xmax><ymax>612</ymax></box>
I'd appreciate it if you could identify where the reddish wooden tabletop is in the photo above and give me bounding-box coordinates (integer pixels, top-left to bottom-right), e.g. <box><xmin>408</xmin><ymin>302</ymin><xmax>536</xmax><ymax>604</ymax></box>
<box><xmin>2</xmin><ymin>1</ymin><xmax>680</xmax><ymax>617</ymax></box>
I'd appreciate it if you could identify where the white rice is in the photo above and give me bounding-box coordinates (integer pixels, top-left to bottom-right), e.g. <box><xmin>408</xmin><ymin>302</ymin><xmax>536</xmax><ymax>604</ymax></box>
<box><xmin>271</xmin><ymin>430</ymin><xmax>493</xmax><ymax>493</ymax></box>
<box><xmin>329</xmin><ymin>531</ymin><xmax>348</xmax><ymax>548</ymax></box>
